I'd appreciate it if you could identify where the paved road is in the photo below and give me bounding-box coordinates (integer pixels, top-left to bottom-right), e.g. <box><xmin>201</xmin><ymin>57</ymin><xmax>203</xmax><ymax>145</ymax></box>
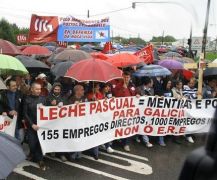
<box><xmin>8</xmin><ymin>134</ymin><xmax>206</xmax><ymax>180</ymax></box>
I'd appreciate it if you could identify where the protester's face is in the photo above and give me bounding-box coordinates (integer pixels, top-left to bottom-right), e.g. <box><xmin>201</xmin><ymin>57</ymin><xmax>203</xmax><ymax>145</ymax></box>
<box><xmin>176</xmin><ymin>82</ymin><xmax>183</xmax><ymax>90</ymax></box>
<box><xmin>209</xmin><ymin>79</ymin><xmax>217</xmax><ymax>88</ymax></box>
<box><xmin>75</xmin><ymin>86</ymin><xmax>84</xmax><ymax>97</ymax></box>
<box><xmin>31</xmin><ymin>84</ymin><xmax>41</xmax><ymax>96</ymax></box>
<box><xmin>188</xmin><ymin>80</ymin><xmax>195</xmax><ymax>88</ymax></box>
<box><xmin>8</xmin><ymin>81</ymin><xmax>17</xmax><ymax>92</ymax></box>
<box><xmin>103</xmin><ymin>85</ymin><xmax>110</xmax><ymax>93</ymax></box>
<box><xmin>25</xmin><ymin>74</ymin><xmax>31</xmax><ymax>80</ymax></box>
<box><xmin>166</xmin><ymin>81</ymin><xmax>172</xmax><ymax>89</ymax></box>
<box><xmin>53</xmin><ymin>86</ymin><xmax>61</xmax><ymax>96</ymax></box>
<box><xmin>94</xmin><ymin>84</ymin><xmax>100</xmax><ymax>92</ymax></box>
<box><xmin>123</xmin><ymin>75</ymin><xmax>131</xmax><ymax>84</ymax></box>
<box><xmin>42</xmin><ymin>77</ymin><xmax>47</xmax><ymax>83</ymax></box>
<box><xmin>15</xmin><ymin>76</ymin><xmax>22</xmax><ymax>85</ymax></box>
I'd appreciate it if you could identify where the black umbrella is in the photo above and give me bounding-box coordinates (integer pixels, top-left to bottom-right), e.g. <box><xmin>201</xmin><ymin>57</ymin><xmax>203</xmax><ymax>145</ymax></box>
<box><xmin>51</xmin><ymin>61</ymin><xmax>74</xmax><ymax>77</ymax></box>
<box><xmin>0</xmin><ymin>132</ymin><xmax>26</xmax><ymax>179</ymax></box>
<box><xmin>204</xmin><ymin>68</ymin><xmax>217</xmax><ymax>77</ymax></box>
<box><xmin>16</xmin><ymin>55</ymin><xmax>50</xmax><ymax>73</ymax></box>
<box><xmin>48</xmin><ymin>49</ymin><xmax>91</xmax><ymax>64</ymax></box>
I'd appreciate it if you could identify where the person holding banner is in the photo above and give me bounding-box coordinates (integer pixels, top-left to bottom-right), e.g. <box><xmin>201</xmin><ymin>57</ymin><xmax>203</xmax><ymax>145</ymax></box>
<box><xmin>164</xmin><ymin>79</ymin><xmax>183</xmax><ymax>144</ymax></box>
<box><xmin>183</xmin><ymin>78</ymin><xmax>197</xmax><ymax>143</ymax></box>
<box><xmin>112</xmin><ymin>71</ymin><xmax>137</xmax><ymax>152</ymax></box>
<box><xmin>45</xmin><ymin>82</ymin><xmax>67</xmax><ymax>162</ymax></box>
<box><xmin>23</xmin><ymin>82</ymin><xmax>47</xmax><ymax>171</ymax></box>
<box><xmin>101</xmin><ymin>83</ymin><xmax>115</xmax><ymax>153</ymax></box>
<box><xmin>160</xmin><ymin>78</ymin><xmax>174</xmax><ymax>146</ymax></box>
<box><xmin>0</xmin><ymin>78</ymin><xmax>24</xmax><ymax>141</ymax></box>
<box><xmin>87</xmin><ymin>83</ymin><xmax>103</xmax><ymax>159</ymax></box>
<box><xmin>172</xmin><ymin>80</ymin><xmax>183</xmax><ymax>99</ymax></box>
<box><xmin>67</xmin><ymin>84</ymin><xmax>87</xmax><ymax>161</ymax></box>
<box><xmin>136</xmin><ymin>77</ymin><xmax>154</xmax><ymax>148</ymax></box>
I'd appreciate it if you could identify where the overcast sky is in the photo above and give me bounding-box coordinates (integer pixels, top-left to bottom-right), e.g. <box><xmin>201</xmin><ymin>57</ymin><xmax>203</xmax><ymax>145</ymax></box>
<box><xmin>0</xmin><ymin>0</ymin><xmax>216</xmax><ymax>41</ymax></box>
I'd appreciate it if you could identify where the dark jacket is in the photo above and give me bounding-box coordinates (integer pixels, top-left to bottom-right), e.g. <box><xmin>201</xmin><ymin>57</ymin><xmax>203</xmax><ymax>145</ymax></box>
<box><xmin>23</xmin><ymin>95</ymin><xmax>45</xmax><ymax>127</ymax></box>
<box><xmin>45</xmin><ymin>93</ymin><xmax>66</xmax><ymax>106</ymax></box>
<box><xmin>0</xmin><ymin>90</ymin><xmax>23</xmax><ymax>128</ymax></box>
<box><xmin>137</xmin><ymin>85</ymin><xmax>154</xmax><ymax>96</ymax></box>
<box><xmin>46</xmin><ymin>83</ymin><xmax>66</xmax><ymax>106</ymax></box>
<box><xmin>153</xmin><ymin>78</ymin><xmax>164</xmax><ymax>96</ymax></box>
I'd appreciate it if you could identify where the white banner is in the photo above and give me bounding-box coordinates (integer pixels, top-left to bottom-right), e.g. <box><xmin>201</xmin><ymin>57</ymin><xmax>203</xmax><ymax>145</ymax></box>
<box><xmin>37</xmin><ymin>97</ymin><xmax>216</xmax><ymax>154</ymax></box>
<box><xmin>0</xmin><ymin>115</ymin><xmax>17</xmax><ymax>137</ymax></box>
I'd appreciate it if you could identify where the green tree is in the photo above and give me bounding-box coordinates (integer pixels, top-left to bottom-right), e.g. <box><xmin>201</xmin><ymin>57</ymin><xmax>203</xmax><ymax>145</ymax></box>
<box><xmin>164</xmin><ymin>35</ymin><xmax>176</xmax><ymax>42</ymax></box>
<box><xmin>151</xmin><ymin>35</ymin><xmax>176</xmax><ymax>42</ymax></box>
<box><xmin>128</xmin><ymin>37</ymin><xmax>146</xmax><ymax>45</ymax></box>
<box><xmin>112</xmin><ymin>36</ymin><xmax>146</xmax><ymax>45</ymax></box>
<box><xmin>0</xmin><ymin>18</ymin><xmax>16</xmax><ymax>43</ymax></box>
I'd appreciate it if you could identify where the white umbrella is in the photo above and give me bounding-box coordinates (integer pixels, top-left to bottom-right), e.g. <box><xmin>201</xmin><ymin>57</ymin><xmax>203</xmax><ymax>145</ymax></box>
<box><xmin>0</xmin><ymin>78</ymin><xmax>6</xmax><ymax>89</ymax></box>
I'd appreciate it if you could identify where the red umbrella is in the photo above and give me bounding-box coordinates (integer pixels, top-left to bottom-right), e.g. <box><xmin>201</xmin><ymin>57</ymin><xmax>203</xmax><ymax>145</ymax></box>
<box><xmin>22</xmin><ymin>45</ymin><xmax>51</xmax><ymax>56</ymax></box>
<box><xmin>105</xmin><ymin>53</ymin><xmax>143</xmax><ymax>67</ymax></box>
<box><xmin>91</xmin><ymin>52</ymin><xmax>108</xmax><ymax>60</ymax></box>
<box><xmin>17</xmin><ymin>45</ymin><xmax>30</xmax><ymax>51</ymax></box>
<box><xmin>0</xmin><ymin>39</ymin><xmax>22</xmax><ymax>56</ymax></box>
<box><xmin>65</xmin><ymin>58</ymin><xmax>122</xmax><ymax>82</ymax></box>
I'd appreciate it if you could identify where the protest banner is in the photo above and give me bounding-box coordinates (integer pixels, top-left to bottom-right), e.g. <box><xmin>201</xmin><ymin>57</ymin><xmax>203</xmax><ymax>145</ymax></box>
<box><xmin>29</xmin><ymin>14</ymin><xmax>59</xmax><ymax>43</ymax></box>
<box><xmin>0</xmin><ymin>115</ymin><xmax>17</xmax><ymax>137</ymax></box>
<box><xmin>37</xmin><ymin>97</ymin><xmax>215</xmax><ymax>154</ymax></box>
<box><xmin>57</xmin><ymin>16</ymin><xmax>110</xmax><ymax>42</ymax></box>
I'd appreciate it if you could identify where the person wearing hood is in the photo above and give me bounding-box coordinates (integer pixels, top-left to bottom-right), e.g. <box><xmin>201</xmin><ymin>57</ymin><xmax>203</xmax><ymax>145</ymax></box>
<box><xmin>45</xmin><ymin>82</ymin><xmax>67</xmax><ymax>162</ymax></box>
<box><xmin>45</xmin><ymin>82</ymin><xmax>66</xmax><ymax>107</ymax></box>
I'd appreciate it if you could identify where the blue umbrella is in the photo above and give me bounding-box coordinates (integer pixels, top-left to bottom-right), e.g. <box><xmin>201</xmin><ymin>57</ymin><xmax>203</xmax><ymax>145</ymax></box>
<box><xmin>133</xmin><ymin>65</ymin><xmax>171</xmax><ymax>77</ymax></box>
<box><xmin>0</xmin><ymin>132</ymin><xmax>26</xmax><ymax>179</ymax></box>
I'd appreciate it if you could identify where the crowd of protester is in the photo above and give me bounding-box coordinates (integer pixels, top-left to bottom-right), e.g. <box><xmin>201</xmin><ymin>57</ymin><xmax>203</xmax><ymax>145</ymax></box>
<box><xmin>0</xmin><ymin>68</ymin><xmax>216</xmax><ymax>171</ymax></box>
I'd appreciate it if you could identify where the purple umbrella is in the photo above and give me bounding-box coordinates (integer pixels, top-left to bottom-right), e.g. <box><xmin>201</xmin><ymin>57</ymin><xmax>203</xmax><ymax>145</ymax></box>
<box><xmin>158</xmin><ymin>59</ymin><xmax>183</xmax><ymax>69</ymax></box>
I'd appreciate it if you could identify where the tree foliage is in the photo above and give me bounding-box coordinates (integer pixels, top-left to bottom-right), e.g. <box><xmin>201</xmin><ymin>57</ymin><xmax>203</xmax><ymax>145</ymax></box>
<box><xmin>151</xmin><ymin>35</ymin><xmax>176</xmax><ymax>42</ymax></box>
<box><xmin>112</xmin><ymin>36</ymin><xmax>146</xmax><ymax>45</ymax></box>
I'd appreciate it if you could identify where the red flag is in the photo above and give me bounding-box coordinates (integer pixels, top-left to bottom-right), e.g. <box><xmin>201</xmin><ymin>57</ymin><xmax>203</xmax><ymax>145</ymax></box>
<box><xmin>102</xmin><ymin>42</ymin><xmax>114</xmax><ymax>54</ymax></box>
<box><xmin>134</xmin><ymin>45</ymin><xmax>154</xmax><ymax>64</ymax></box>
<box><xmin>29</xmin><ymin>14</ymin><xmax>59</xmax><ymax>43</ymax></box>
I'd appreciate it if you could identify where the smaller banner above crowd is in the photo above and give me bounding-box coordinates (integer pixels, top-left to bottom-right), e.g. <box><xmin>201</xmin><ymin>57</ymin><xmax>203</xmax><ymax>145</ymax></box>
<box><xmin>57</xmin><ymin>16</ymin><xmax>110</xmax><ymax>42</ymax></box>
<box><xmin>16</xmin><ymin>34</ymin><xmax>28</xmax><ymax>44</ymax></box>
<box><xmin>37</xmin><ymin>96</ymin><xmax>216</xmax><ymax>154</ymax></box>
